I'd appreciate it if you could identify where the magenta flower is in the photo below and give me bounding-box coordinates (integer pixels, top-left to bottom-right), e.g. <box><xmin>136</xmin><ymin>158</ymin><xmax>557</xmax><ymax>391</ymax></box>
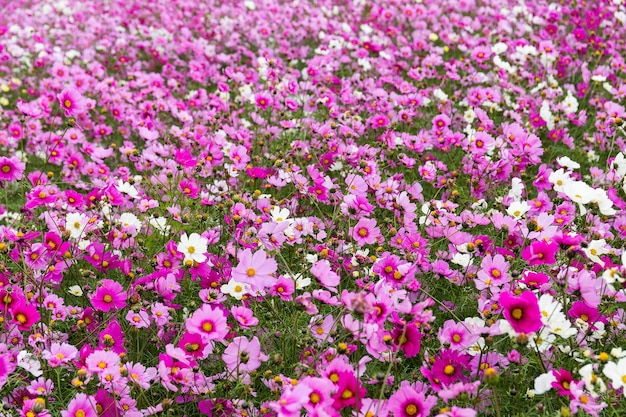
<box><xmin>426</xmin><ymin>349</ymin><xmax>473</xmax><ymax>388</ymax></box>
<box><xmin>57</xmin><ymin>87</ymin><xmax>87</xmax><ymax>117</ymax></box>
<box><xmin>98</xmin><ymin>320</ymin><xmax>126</xmax><ymax>354</ymax></box>
<box><xmin>521</xmin><ymin>240</ymin><xmax>559</xmax><ymax>265</ymax></box>
<box><xmin>0</xmin><ymin>347</ymin><xmax>16</xmax><ymax>390</ymax></box>
<box><xmin>186</xmin><ymin>304</ymin><xmax>228</xmax><ymax>343</ymax></box>
<box><xmin>271</xmin><ymin>276</ymin><xmax>295</xmax><ymax>300</ymax></box>
<box><xmin>90</xmin><ymin>279</ymin><xmax>127</xmax><ymax>312</ymax></box>
<box><xmin>499</xmin><ymin>291</ymin><xmax>543</xmax><ymax>334</ymax></box>
<box><xmin>392</xmin><ymin>323</ymin><xmax>422</xmax><ymax>358</ymax></box>
<box><xmin>178</xmin><ymin>331</ymin><xmax>211</xmax><ymax>359</ymax></box>
<box><xmin>350</xmin><ymin>217</ymin><xmax>381</xmax><ymax>245</ymax></box>
<box><xmin>10</xmin><ymin>300</ymin><xmax>40</xmax><ymax>330</ymax></box>
<box><xmin>388</xmin><ymin>384</ymin><xmax>438</xmax><ymax>417</ymax></box>
<box><xmin>331</xmin><ymin>371</ymin><xmax>367</xmax><ymax>409</ymax></box>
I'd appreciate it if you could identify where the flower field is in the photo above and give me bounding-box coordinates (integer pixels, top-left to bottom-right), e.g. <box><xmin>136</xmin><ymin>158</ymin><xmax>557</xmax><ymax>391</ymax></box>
<box><xmin>1</xmin><ymin>0</ymin><xmax>626</xmax><ymax>415</ymax></box>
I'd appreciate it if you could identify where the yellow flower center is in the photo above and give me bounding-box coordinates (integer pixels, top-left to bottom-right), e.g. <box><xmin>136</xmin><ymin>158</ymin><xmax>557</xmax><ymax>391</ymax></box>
<box><xmin>405</xmin><ymin>404</ymin><xmax>418</xmax><ymax>416</ymax></box>
<box><xmin>511</xmin><ymin>308</ymin><xmax>523</xmax><ymax>320</ymax></box>
<box><xmin>444</xmin><ymin>365</ymin><xmax>455</xmax><ymax>375</ymax></box>
<box><xmin>341</xmin><ymin>389</ymin><xmax>353</xmax><ymax>399</ymax></box>
<box><xmin>246</xmin><ymin>268</ymin><xmax>256</xmax><ymax>277</ymax></box>
<box><xmin>103</xmin><ymin>295</ymin><xmax>113</xmax><ymax>303</ymax></box>
<box><xmin>202</xmin><ymin>321</ymin><xmax>213</xmax><ymax>332</ymax></box>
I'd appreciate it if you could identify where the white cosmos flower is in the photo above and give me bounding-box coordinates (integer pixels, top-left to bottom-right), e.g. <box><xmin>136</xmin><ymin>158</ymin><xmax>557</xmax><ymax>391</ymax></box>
<box><xmin>68</xmin><ymin>285</ymin><xmax>83</xmax><ymax>296</ymax></box>
<box><xmin>294</xmin><ymin>273</ymin><xmax>311</xmax><ymax>290</ymax></box>
<box><xmin>549</xmin><ymin>168</ymin><xmax>573</xmax><ymax>193</ymax></box>
<box><xmin>540</xmin><ymin>100</ymin><xmax>555</xmax><ymax>130</ymax></box>
<box><xmin>579</xmin><ymin>363</ymin><xmax>606</xmax><ymax>395</ymax></box>
<box><xmin>119</xmin><ymin>212</ymin><xmax>141</xmax><ymax>231</ymax></box>
<box><xmin>556</xmin><ymin>156</ymin><xmax>580</xmax><ymax>169</ymax></box>
<box><xmin>589</xmin><ymin>188</ymin><xmax>616</xmax><ymax>216</ymax></box>
<box><xmin>506</xmin><ymin>200</ymin><xmax>531</xmax><ymax>219</ymax></box>
<box><xmin>562</xmin><ymin>181</ymin><xmax>593</xmax><ymax>215</ymax></box>
<box><xmin>150</xmin><ymin>216</ymin><xmax>170</xmax><ymax>235</ymax></box>
<box><xmin>221</xmin><ymin>279</ymin><xmax>251</xmax><ymax>300</ymax></box>
<box><xmin>17</xmin><ymin>351</ymin><xmax>43</xmax><ymax>377</ymax></box>
<box><xmin>561</xmin><ymin>91</ymin><xmax>579</xmax><ymax>115</ymax></box>
<box><xmin>603</xmin><ymin>358</ymin><xmax>626</xmax><ymax>395</ymax></box>
<box><xmin>269</xmin><ymin>206</ymin><xmax>292</xmax><ymax>224</ymax></box>
<box><xmin>583</xmin><ymin>239</ymin><xmax>609</xmax><ymax>266</ymax></box>
<box><xmin>66</xmin><ymin>212</ymin><xmax>89</xmax><ymax>239</ymax></box>
<box><xmin>177</xmin><ymin>233</ymin><xmax>208</xmax><ymax>265</ymax></box>
<box><xmin>531</xmin><ymin>371</ymin><xmax>556</xmax><ymax>395</ymax></box>
<box><xmin>116</xmin><ymin>180</ymin><xmax>139</xmax><ymax>199</ymax></box>
<box><xmin>611</xmin><ymin>152</ymin><xmax>626</xmax><ymax>179</ymax></box>
<box><xmin>507</xmin><ymin>177</ymin><xmax>525</xmax><ymax>201</ymax></box>
<box><xmin>451</xmin><ymin>253</ymin><xmax>472</xmax><ymax>268</ymax></box>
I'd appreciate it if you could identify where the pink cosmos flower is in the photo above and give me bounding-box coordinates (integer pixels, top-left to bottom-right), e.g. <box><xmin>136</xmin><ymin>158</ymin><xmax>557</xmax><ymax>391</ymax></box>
<box><xmin>269</xmin><ymin>383</ymin><xmax>312</xmax><ymax>417</ymax></box>
<box><xmin>179</xmin><ymin>179</ymin><xmax>200</xmax><ymax>199</ymax></box>
<box><xmin>0</xmin><ymin>345</ymin><xmax>17</xmax><ymax>390</ymax></box>
<box><xmin>186</xmin><ymin>304</ymin><xmax>228</xmax><ymax>343</ymax></box>
<box><xmin>350</xmin><ymin>217</ymin><xmax>381</xmax><ymax>245</ymax></box>
<box><xmin>57</xmin><ymin>87</ymin><xmax>87</xmax><ymax>117</ymax></box>
<box><xmin>222</xmin><ymin>336</ymin><xmax>267</xmax><ymax>373</ymax></box>
<box><xmin>271</xmin><ymin>276</ymin><xmax>295</xmax><ymax>300</ymax></box>
<box><xmin>438</xmin><ymin>320</ymin><xmax>479</xmax><ymax>350</ymax></box>
<box><xmin>231</xmin><ymin>248</ymin><xmax>277</xmax><ymax>291</ymax></box>
<box><xmin>255</xmin><ymin>93</ymin><xmax>273</xmax><ymax>110</ymax></box>
<box><xmin>90</xmin><ymin>279</ymin><xmax>127</xmax><ymax>312</ymax></box>
<box><xmin>42</xmin><ymin>343</ymin><xmax>78</xmax><ymax>368</ymax></box>
<box><xmin>569</xmin><ymin>381</ymin><xmax>606</xmax><ymax>416</ymax></box>
<box><xmin>388</xmin><ymin>384</ymin><xmax>438</xmax><ymax>417</ymax></box>
<box><xmin>499</xmin><ymin>290</ymin><xmax>543</xmax><ymax>334</ymax></box>
<box><xmin>61</xmin><ymin>393</ymin><xmax>97</xmax><ymax>417</ymax></box>
<box><xmin>310</xmin><ymin>259</ymin><xmax>340</xmax><ymax>291</ymax></box>
<box><xmin>124</xmin><ymin>362</ymin><xmax>158</xmax><ymax>390</ymax></box>
<box><xmin>85</xmin><ymin>350</ymin><xmax>121</xmax><ymax>374</ymax></box>
<box><xmin>126</xmin><ymin>309</ymin><xmax>151</xmax><ymax>328</ymax></box>
<box><xmin>475</xmin><ymin>254</ymin><xmax>510</xmax><ymax>290</ymax></box>
<box><xmin>300</xmin><ymin>376</ymin><xmax>335</xmax><ymax>414</ymax></box>
<box><xmin>231</xmin><ymin>305</ymin><xmax>259</xmax><ymax>328</ymax></box>
<box><xmin>0</xmin><ymin>156</ymin><xmax>26</xmax><ymax>182</ymax></box>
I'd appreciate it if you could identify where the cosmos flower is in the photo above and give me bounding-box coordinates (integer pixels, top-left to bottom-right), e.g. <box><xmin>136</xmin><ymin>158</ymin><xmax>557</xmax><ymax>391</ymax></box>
<box><xmin>57</xmin><ymin>87</ymin><xmax>87</xmax><ymax>117</ymax></box>
<box><xmin>499</xmin><ymin>291</ymin><xmax>543</xmax><ymax>334</ymax></box>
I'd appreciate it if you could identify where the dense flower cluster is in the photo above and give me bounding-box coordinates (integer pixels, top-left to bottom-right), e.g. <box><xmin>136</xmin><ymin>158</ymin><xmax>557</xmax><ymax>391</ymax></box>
<box><xmin>0</xmin><ymin>0</ymin><xmax>626</xmax><ymax>416</ymax></box>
